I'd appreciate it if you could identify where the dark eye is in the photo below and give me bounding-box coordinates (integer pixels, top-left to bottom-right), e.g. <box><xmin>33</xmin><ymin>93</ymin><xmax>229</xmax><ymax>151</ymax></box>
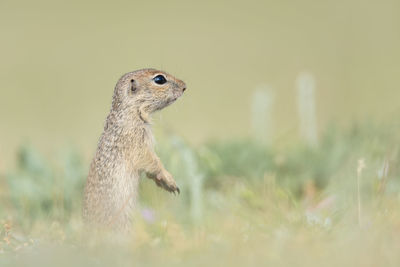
<box><xmin>153</xmin><ymin>75</ymin><xmax>167</xmax><ymax>85</ymax></box>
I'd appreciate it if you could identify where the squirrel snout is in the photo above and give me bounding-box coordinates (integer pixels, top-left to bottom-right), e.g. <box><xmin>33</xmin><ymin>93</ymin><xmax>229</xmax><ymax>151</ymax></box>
<box><xmin>177</xmin><ymin>80</ymin><xmax>186</xmax><ymax>93</ymax></box>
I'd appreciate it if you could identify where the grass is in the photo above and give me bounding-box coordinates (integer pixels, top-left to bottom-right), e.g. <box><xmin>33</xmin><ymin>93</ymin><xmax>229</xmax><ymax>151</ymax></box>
<box><xmin>1</xmin><ymin>122</ymin><xmax>400</xmax><ymax>266</ymax></box>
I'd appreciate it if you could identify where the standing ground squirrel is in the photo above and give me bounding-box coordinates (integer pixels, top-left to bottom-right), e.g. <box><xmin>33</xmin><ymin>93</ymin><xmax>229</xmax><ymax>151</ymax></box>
<box><xmin>83</xmin><ymin>68</ymin><xmax>186</xmax><ymax>230</ymax></box>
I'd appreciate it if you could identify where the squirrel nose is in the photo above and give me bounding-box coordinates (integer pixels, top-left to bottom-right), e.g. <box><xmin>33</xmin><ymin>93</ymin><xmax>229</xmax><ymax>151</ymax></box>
<box><xmin>182</xmin><ymin>87</ymin><xmax>186</xmax><ymax>92</ymax></box>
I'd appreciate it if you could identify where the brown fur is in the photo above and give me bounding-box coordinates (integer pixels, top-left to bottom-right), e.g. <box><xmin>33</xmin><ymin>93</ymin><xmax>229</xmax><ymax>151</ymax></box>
<box><xmin>83</xmin><ymin>69</ymin><xmax>186</xmax><ymax>230</ymax></box>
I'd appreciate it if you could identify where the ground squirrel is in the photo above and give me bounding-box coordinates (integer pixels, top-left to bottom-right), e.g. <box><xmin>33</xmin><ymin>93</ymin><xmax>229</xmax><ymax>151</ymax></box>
<box><xmin>83</xmin><ymin>68</ymin><xmax>186</xmax><ymax>230</ymax></box>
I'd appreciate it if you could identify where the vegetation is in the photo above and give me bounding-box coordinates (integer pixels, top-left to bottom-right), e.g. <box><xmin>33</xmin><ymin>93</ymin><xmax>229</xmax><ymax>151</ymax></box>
<box><xmin>1</xmin><ymin>122</ymin><xmax>400</xmax><ymax>266</ymax></box>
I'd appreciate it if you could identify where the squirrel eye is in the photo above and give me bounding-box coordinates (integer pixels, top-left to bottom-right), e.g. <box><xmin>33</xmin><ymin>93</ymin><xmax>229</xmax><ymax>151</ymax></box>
<box><xmin>153</xmin><ymin>75</ymin><xmax>167</xmax><ymax>85</ymax></box>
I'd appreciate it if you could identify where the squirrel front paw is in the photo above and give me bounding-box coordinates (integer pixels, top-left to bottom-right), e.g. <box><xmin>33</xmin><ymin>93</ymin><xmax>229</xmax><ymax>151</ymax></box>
<box><xmin>153</xmin><ymin>170</ymin><xmax>180</xmax><ymax>195</ymax></box>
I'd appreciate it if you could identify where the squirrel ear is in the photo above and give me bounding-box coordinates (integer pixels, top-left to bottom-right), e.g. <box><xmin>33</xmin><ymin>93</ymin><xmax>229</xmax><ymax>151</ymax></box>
<box><xmin>130</xmin><ymin>79</ymin><xmax>136</xmax><ymax>92</ymax></box>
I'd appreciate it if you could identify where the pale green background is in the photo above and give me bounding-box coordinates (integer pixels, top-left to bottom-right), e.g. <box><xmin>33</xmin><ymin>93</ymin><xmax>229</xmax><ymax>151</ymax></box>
<box><xmin>0</xmin><ymin>0</ymin><xmax>399</xmax><ymax>164</ymax></box>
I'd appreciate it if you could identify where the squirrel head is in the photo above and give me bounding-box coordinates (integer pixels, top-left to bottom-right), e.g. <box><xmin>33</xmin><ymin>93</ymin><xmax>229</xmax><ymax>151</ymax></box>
<box><xmin>111</xmin><ymin>69</ymin><xmax>186</xmax><ymax>122</ymax></box>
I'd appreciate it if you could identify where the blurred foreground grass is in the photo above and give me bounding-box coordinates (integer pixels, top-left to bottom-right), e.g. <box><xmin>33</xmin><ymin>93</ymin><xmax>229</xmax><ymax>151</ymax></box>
<box><xmin>1</xmin><ymin>122</ymin><xmax>400</xmax><ymax>266</ymax></box>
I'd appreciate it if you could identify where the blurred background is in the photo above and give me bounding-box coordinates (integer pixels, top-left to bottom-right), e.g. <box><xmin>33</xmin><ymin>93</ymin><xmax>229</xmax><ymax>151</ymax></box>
<box><xmin>1</xmin><ymin>0</ymin><xmax>400</xmax><ymax>266</ymax></box>
<box><xmin>1</xmin><ymin>0</ymin><xmax>399</xmax><ymax>167</ymax></box>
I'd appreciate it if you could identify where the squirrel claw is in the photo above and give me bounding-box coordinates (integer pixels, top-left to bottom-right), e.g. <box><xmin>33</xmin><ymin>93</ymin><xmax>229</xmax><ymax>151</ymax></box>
<box><xmin>172</xmin><ymin>187</ymin><xmax>180</xmax><ymax>195</ymax></box>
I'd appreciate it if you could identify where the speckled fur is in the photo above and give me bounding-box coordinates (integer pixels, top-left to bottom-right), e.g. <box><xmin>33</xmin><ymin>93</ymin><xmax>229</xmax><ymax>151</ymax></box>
<box><xmin>83</xmin><ymin>69</ymin><xmax>186</xmax><ymax>231</ymax></box>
